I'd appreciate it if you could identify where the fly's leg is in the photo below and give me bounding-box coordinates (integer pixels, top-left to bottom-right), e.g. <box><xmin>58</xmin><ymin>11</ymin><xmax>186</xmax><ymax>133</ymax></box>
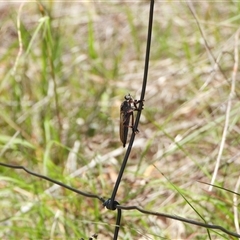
<box><xmin>123</xmin><ymin>111</ymin><xmax>134</xmax><ymax>128</ymax></box>
<box><xmin>123</xmin><ymin>110</ymin><xmax>139</xmax><ymax>134</ymax></box>
<box><xmin>131</xmin><ymin>99</ymin><xmax>144</xmax><ymax>133</ymax></box>
<box><xmin>133</xmin><ymin>99</ymin><xmax>144</xmax><ymax>111</ymax></box>
<box><xmin>131</xmin><ymin>111</ymin><xmax>140</xmax><ymax>134</ymax></box>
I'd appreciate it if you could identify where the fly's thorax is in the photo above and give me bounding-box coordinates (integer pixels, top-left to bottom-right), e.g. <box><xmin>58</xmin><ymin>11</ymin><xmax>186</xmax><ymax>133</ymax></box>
<box><xmin>121</xmin><ymin>100</ymin><xmax>132</xmax><ymax>112</ymax></box>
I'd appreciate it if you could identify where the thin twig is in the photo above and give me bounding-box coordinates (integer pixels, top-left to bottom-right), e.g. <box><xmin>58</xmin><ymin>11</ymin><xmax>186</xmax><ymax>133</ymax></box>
<box><xmin>2</xmin><ymin>161</ymin><xmax>239</xmax><ymax>238</ymax></box>
<box><xmin>0</xmin><ymin>162</ymin><xmax>105</xmax><ymax>203</ymax></box>
<box><xmin>109</xmin><ymin>2</ymin><xmax>154</xmax><ymax>239</ymax></box>
<box><xmin>116</xmin><ymin>204</ymin><xmax>240</xmax><ymax>238</ymax></box>
<box><xmin>233</xmin><ymin>176</ymin><xmax>240</xmax><ymax>236</ymax></box>
<box><xmin>209</xmin><ymin>28</ymin><xmax>239</xmax><ymax>191</ymax></box>
<box><xmin>110</xmin><ymin>0</ymin><xmax>154</xmax><ymax>206</ymax></box>
<box><xmin>232</xmin><ymin>30</ymin><xmax>240</xmax><ymax>233</ymax></box>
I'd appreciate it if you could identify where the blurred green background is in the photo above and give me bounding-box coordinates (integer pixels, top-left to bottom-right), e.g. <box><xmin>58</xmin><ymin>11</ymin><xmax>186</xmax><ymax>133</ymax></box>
<box><xmin>1</xmin><ymin>1</ymin><xmax>240</xmax><ymax>239</ymax></box>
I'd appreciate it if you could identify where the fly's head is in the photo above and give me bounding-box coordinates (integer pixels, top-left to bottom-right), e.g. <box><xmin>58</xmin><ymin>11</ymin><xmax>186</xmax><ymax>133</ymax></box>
<box><xmin>123</xmin><ymin>93</ymin><xmax>144</xmax><ymax>111</ymax></box>
<box><xmin>124</xmin><ymin>94</ymin><xmax>133</xmax><ymax>102</ymax></box>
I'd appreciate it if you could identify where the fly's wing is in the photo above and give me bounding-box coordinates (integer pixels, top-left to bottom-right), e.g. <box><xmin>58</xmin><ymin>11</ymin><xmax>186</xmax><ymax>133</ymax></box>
<box><xmin>120</xmin><ymin>101</ymin><xmax>131</xmax><ymax>147</ymax></box>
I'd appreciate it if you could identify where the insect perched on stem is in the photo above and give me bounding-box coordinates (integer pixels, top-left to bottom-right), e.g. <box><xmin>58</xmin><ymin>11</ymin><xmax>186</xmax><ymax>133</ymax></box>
<box><xmin>120</xmin><ymin>94</ymin><xmax>143</xmax><ymax>147</ymax></box>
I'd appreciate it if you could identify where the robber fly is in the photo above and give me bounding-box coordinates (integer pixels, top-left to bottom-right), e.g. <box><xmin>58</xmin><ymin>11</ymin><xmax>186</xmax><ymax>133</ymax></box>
<box><xmin>120</xmin><ymin>94</ymin><xmax>143</xmax><ymax>147</ymax></box>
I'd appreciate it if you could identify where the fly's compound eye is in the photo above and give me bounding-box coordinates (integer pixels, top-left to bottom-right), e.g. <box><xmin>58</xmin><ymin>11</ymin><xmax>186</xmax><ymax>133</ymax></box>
<box><xmin>124</xmin><ymin>94</ymin><xmax>132</xmax><ymax>101</ymax></box>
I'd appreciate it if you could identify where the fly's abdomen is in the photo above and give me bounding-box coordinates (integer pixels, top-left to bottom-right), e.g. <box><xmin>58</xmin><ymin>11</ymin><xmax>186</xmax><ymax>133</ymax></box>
<box><xmin>120</xmin><ymin>99</ymin><xmax>132</xmax><ymax>147</ymax></box>
<box><xmin>120</xmin><ymin>111</ymin><xmax>130</xmax><ymax>147</ymax></box>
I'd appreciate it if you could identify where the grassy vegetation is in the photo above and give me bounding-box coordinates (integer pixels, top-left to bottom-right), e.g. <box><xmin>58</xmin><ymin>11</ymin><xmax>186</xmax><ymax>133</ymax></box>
<box><xmin>1</xmin><ymin>1</ymin><xmax>240</xmax><ymax>239</ymax></box>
